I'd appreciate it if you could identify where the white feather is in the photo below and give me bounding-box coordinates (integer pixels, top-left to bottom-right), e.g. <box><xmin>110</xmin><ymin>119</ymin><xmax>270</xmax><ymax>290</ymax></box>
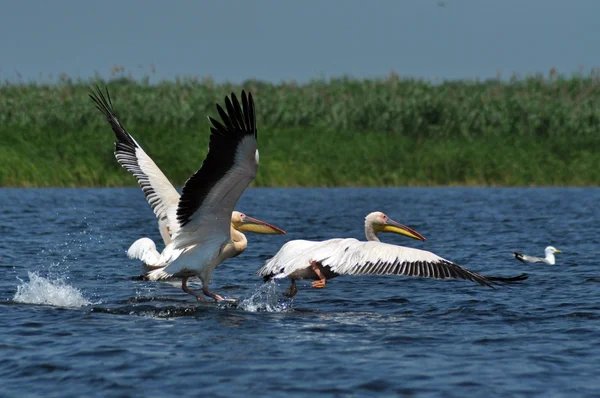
<box><xmin>259</xmin><ymin>238</ymin><xmax>491</xmax><ymax>285</ymax></box>
<box><xmin>114</xmin><ymin>138</ymin><xmax>181</xmax><ymax>246</ymax></box>
<box><xmin>127</xmin><ymin>238</ymin><xmax>161</xmax><ymax>266</ymax></box>
<box><xmin>314</xmin><ymin>239</ymin><xmax>447</xmax><ymax>275</ymax></box>
<box><xmin>127</xmin><ymin>238</ymin><xmax>185</xmax><ymax>270</ymax></box>
<box><xmin>257</xmin><ymin>239</ymin><xmax>335</xmax><ymax>279</ymax></box>
<box><xmin>146</xmin><ymin>237</ymin><xmax>224</xmax><ymax>281</ymax></box>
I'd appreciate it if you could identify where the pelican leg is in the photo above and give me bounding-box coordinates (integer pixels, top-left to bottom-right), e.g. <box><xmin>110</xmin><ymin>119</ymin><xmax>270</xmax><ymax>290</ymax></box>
<box><xmin>310</xmin><ymin>260</ymin><xmax>327</xmax><ymax>289</ymax></box>
<box><xmin>182</xmin><ymin>277</ymin><xmax>207</xmax><ymax>301</ymax></box>
<box><xmin>202</xmin><ymin>285</ymin><xmax>238</xmax><ymax>303</ymax></box>
<box><xmin>283</xmin><ymin>279</ymin><xmax>298</xmax><ymax>297</ymax></box>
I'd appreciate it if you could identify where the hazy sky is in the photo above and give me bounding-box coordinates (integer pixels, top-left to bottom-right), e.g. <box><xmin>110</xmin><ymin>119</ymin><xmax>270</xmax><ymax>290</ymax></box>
<box><xmin>1</xmin><ymin>0</ymin><xmax>598</xmax><ymax>83</ymax></box>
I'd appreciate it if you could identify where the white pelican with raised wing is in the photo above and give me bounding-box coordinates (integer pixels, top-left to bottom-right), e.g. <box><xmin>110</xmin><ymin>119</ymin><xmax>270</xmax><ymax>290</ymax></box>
<box><xmin>513</xmin><ymin>246</ymin><xmax>562</xmax><ymax>265</ymax></box>
<box><xmin>90</xmin><ymin>87</ymin><xmax>285</xmax><ymax>277</ymax></box>
<box><xmin>126</xmin><ymin>211</ymin><xmax>285</xmax><ymax>271</ymax></box>
<box><xmin>257</xmin><ymin>212</ymin><xmax>528</xmax><ymax>297</ymax></box>
<box><xmin>91</xmin><ymin>88</ymin><xmax>279</xmax><ymax>301</ymax></box>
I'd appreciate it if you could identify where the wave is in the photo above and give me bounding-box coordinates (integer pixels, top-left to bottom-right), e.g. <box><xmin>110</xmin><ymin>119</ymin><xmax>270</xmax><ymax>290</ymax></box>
<box><xmin>13</xmin><ymin>272</ymin><xmax>92</xmax><ymax>308</ymax></box>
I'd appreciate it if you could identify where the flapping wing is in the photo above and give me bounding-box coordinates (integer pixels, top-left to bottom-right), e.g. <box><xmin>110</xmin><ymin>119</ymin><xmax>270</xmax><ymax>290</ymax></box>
<box><xmin>313</xmin><ymin>240</ymin><xmax>493</xmax><ymax>287</ymax></box>
<box><xmin>173</xmin><ymin>91</ymin><xmax>258</xmax><ymax>249</ymax></box>
<box><xmin>90</xmin><ymin>86</ymin><xmax>181</xmax><ymax>245</ymax></box>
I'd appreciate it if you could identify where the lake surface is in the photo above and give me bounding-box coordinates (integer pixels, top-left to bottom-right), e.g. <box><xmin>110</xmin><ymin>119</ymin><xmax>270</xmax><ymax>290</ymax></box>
<box><xmin>1</xmin><ymin>187</ymin><xmax>599</xmax><ymax>397</ymax></box>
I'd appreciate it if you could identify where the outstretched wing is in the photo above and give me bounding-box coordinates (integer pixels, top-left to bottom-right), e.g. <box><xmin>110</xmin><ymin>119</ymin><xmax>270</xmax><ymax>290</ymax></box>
<box><xmin>89</xmin><ymin>86</ymin><xmax>181</xmax><ymax>245</ymax></box>
<box><xmin>312</xmin><ymin>240</ymin><xmax>493</xmax><ymax>287</ymax></box>
<box><xmin>173</xmin><ymin>91</ymin><xmax>258</xmax><ymax>249</ymax></box>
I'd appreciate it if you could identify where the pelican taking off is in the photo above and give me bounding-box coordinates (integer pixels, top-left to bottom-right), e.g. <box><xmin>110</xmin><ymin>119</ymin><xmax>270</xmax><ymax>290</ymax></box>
<box><xmin>126</xmin><ymin>211</ymin><xmax>285</xmax><ymax>271</ymax></box>
<box><xmin>513</xmin><ymin>246</ymin><xmax>562</xmax><ymax>265</ymax></box>
<box><xmin>92</xmin><ymin>88</ymin><xmax>270</xmax><ymax>302</ymax></box>
<box><xmin>257</xmin><ymin>212</ymin><xmax>528</xmax><ymax>297</ymax></box>
<box><xmin>89</xmin><ymin>87</ymin><xmax>285</xmax><ymax>275</ymax></box>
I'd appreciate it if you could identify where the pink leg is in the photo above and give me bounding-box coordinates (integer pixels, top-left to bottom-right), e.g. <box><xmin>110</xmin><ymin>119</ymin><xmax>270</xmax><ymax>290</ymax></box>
<box><xmin>182</xmin><ymin>277</ymin><xmax>207</xmax><ymax>301</ymax></box>
<box><xmin>310</xmin><ymin>260</ymin><xmax>327</xmax><ymax>289</ymax></box>
<box><xmin>283</xmin><ymin>279</ymin><xmax>298</xmax><ymax>297</ymax></box>
<box><xmin>202</xmin><ymin>285</ymin><xmax>238</xmax><ymax>303</ymax></box>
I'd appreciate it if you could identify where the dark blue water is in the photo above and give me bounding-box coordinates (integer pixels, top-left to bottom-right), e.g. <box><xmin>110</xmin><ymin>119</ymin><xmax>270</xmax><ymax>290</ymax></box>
<box><xmin>1</xmin><ymin>188</ymin><xmax>599</xmax><ymax>397</ymax></box>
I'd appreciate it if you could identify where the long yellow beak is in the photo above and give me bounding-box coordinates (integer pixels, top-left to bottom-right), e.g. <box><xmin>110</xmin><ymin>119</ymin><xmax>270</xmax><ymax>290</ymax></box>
<box><xmin>555</xmin><ymin>249</ymin><xmax>562</xmax><ymax>254</ymax></box>
<box><xmin>378</xmin><ymin>218</ymin><xmax>426</xmax><ymax>241</ymax></box>
<box><xmin>232</xmin><ymin>216</ymin><xmax>286</xmax><ymax>235</ymax></box>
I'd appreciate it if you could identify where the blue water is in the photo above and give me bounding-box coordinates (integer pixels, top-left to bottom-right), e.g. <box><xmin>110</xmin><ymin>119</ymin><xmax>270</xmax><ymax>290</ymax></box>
<box><xmin>1</xmin><ymin>187</ymin><xmax>599</xmax><ymax>397</ymax></box>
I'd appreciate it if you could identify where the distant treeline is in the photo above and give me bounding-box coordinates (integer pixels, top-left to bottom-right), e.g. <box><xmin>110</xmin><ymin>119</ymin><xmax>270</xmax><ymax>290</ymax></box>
<box><xmin>1</xmin><ymin>73</ymin><xmax>599</xmax><ymax>187</ymax></box>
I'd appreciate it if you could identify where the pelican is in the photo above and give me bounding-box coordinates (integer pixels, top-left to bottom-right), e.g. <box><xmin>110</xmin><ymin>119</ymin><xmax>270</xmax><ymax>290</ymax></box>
<box><xmin>89</xmin><ymin>87</ymin><xmax>285</xmax><ymax>274</ymax></box>
<box><xmin>257</xmin><ymin>212</ymin><xmax>528</xmax><ymax>297</ymax></box>
<box><xmin>126</xmin><ymin>211</ymin><xmax>285</xmax><ymax>271</ymax></box>
<box><xmin>513</xmin><ymin>246</ymin><xmax>562</xmax><ymax>265</ymax></box>
<box><xmin>91</xmin><ymin>88</ymin><xmax>274</xmax><ymax>302</ymax></box>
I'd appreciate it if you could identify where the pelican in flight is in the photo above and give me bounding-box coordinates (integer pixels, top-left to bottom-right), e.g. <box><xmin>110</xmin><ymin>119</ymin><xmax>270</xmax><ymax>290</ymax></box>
<box><xmin>91</xmin><ymin>88</ymin><xmax>278</xmax><ymax>301</ymax></box>
<box><xmin>513</xmin><ymin>246</ymin><xmax>562</xmax><ymax>265</ymax></box>
<box><xmin>257</xmin><ymin>212</ymin><xmax>528</xmax><ymax>297</ymax></box>
<box><xmin>89</xmin><ymin>87</ymin><xmax>285</xmax><ymax>277</ymax></box>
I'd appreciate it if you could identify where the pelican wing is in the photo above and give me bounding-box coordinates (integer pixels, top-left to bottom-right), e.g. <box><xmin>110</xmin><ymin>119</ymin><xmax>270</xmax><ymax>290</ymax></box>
<box><xmin>257</xmin><ymin>239</ymin><xmax>344</xmax><ymax>279</ymax></box>
<box><xmin>90</xmin><ymin>87</ymin><xmax>180</xmax><ymax>245</ymax></box>
<box><xmin>312</xmin><ymin>239</ymin><xmax>492</xmax><ymax>286</ymax></box>
<box><xmin>127</xmin><ymin>238</ymin><xmax>185</xmax><ymax>269</ymax></box>
<box><xmin>173</xmin><ymin>91</ymin><xmax>258</xmax><ymax>249</ymax></box>
<box><xmin>127</xmin><ymin>237</ymin><xmax>162</xmax><ymax>266</ymax></box>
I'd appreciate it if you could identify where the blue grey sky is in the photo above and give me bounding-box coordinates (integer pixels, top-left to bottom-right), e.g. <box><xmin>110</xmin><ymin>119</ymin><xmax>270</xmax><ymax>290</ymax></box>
<box><xmin>1</xmin><ymin>0</ymin><xmax>598</xmax><ymax>83</ymax></box>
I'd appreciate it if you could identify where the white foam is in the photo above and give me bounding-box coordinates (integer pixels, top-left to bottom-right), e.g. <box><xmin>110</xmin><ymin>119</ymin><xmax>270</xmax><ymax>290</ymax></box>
<box><xmin>13</xmin><ymin>272</ymin><xmax>92</xmax><ymax>308</ymax></box>
<box><xmin>237</xmin><ymin>281</ymin><xmax>291</xmax><ymax>313</ymax></box>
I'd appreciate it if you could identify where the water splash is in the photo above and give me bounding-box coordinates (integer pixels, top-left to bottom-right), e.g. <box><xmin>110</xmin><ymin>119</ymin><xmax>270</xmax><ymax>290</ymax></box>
<box><xmin>237</xmin><ymin>281</ymin><xmax>292</xmax><ymax>312</ymax></box>
<box><xmin>13</xmin><ymin>272</ymin><xmax>92</xmax><ymax>308</ymax></box>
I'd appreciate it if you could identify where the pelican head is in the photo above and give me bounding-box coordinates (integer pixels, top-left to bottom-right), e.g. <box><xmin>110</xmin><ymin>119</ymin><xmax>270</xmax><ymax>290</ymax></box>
<box><xmin>231</xmin><ymin>211</ymin><xmax>286</xmax><ymax>235</ymax></box>
<box><xmin>545</xmin><ymin>246</ymin><xmax>562</xmax><ymax>255</ymax></box>
<box><xmin>366</xmin><ymin>211</ymin><xmax>426</xmax><ymax>241</ymax></box>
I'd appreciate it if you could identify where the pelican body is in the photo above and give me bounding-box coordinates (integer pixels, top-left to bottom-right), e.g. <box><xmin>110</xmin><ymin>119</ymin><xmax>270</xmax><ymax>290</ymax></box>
<box><xmin>91</xmin><ymin>88</ymin><xmax>281</xmax><ymax>301</ymax></box>
<box><xmin>513</xmin><ymin>246</ymin><xmax>562</xmax><ymax>265</ymax></box>
<box><xmin>258</xmin><ymin>212</ymin><xmax>527</xmax><ymax>297</ymax></box>
<box><xmin>128</xmin><ymin>211</ymin><xmax>285</xmax><ymax>273</ymax></box>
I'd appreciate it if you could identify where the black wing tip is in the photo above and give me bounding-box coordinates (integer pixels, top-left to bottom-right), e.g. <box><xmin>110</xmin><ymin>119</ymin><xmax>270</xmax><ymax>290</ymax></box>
<box><xmin>89</xmin><ymin>85</ymin><xmax>111</xmax><ymax>111</ymax></box>
<box><xmin>486</xmin><ymin>273</ymin><xmax>529</xmax><ymax>284</ymax></box>
<box><xmin>483</xmin><ymin>277</ymin><xmax>494</xmax><ymax>288</ymax></box>
<box><xmin>175</xmin><ymin>89</ymin><xmax>257</xmax><ymax>228</ymax></box>
<box><xmin>89</xmin><ymin>84</ymin><xmax>116</xmax><ymax>119</ymax></box>
<box><xmin>443</xmin><ymin>260</ymin><xmax>494</xmax><ymax>288</ymax></box>
<box><xmin>513</xmin><ymin>252</ymin><xmax>526</xmax><ymax>262</ymax></box>
<box><xmin>89</xmin><ymin>85</ymin><xmax>138</xmax><ymax>148</ymax></box>
<box><xmin>209</xmin><ymin>90</ymin><xmax>256</xmax><ymax>135</ymax></box>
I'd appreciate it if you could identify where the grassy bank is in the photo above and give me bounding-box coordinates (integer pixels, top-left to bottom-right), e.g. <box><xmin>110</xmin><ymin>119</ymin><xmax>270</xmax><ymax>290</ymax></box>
<box><xmin>1</xmin><ymin>73</ymin><xmax>599</xmax><ymax>187</ymax></box>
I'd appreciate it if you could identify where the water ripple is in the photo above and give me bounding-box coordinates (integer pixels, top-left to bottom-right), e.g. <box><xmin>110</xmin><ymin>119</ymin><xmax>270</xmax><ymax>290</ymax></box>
<box><xmin>1</xmin><ymin>187</ymin><xmax>599</xmax><ymax>397</ymax></box>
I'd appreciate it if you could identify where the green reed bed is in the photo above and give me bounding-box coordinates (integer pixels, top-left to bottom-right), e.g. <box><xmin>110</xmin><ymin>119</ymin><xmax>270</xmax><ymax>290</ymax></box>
<box><xmin>1</xmin><ymin>73</ymin><xmax>599</xmax><ymax>187</ymax></box>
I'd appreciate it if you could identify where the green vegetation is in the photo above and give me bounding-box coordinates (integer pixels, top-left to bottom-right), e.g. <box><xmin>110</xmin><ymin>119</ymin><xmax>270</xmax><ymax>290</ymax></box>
<box><xmin>1</xmin><ymin>71</ymin><xmax>599</xmax><ymax>187</ymax></box>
